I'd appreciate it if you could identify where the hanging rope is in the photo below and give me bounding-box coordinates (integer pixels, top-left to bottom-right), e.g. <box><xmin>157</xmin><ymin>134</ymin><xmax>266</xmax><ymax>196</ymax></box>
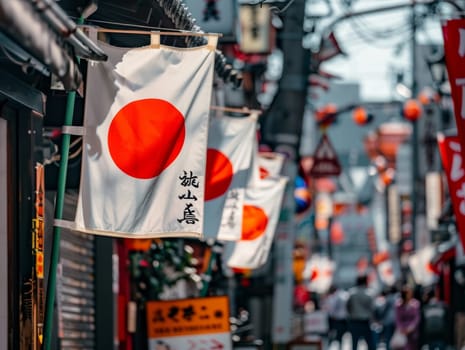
<box><xmin>155</xmin><ymin>0</ymin><xmax>242</xmax><ymax>87</ymax></box>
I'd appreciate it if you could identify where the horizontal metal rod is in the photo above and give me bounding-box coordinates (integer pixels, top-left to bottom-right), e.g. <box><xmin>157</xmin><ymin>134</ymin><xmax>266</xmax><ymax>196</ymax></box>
<box><xmin>93</xmin><ymin>27</ymin><xmax>222</xmax><ymax>37</ymax></box>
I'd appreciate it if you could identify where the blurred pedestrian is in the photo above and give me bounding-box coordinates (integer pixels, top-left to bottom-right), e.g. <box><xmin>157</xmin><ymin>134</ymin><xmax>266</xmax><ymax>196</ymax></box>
<box><xmin>394</xmin><ymin>284</ymin><xmax>420</xmax><ymax>350</ymax></box>
<box><xmin>381</xmin><ymin>286</ymin><xmax>398</xmax><ymax>350</ymax></box>
<box><xmin>421</xmin><ymin>288</ymin><xmax>449</xmax><ymax>350</ymax></box>
<box><xmin>372</xmin><ymin>291</ymin><xmax>386</xmax><ymax>348</ymax></box>
<box><xmin>347</xmin><ymin>275</ymin><xmax>375</xmax><ymax>350</ymax></box>
<box><xmin>323</xmin><ymin>285</ymin><xmax>348</xmax><ymax>349</ymax></box>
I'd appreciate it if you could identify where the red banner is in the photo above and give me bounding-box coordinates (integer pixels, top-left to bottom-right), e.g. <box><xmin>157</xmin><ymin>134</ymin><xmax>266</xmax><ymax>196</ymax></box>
<box><xmin>437</xmin><ymin>133</ymin><xmax>465</xmax><ymax>251</ymax></box>
<box><xmin>443</xmin><ymin>20</ymin><xmax>465</xmax><ymax>155</ymax></box>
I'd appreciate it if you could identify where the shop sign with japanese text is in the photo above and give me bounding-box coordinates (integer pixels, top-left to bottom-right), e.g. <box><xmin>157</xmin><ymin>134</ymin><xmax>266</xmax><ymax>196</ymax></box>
<box><xmin>146</xmin><ymin>296</ymin><xmax>232</xmax><ymax>350</ymax></box>
<box><xmin>437</xmin><ymin>133</ymin><xmax>465</xmax><ymax>251</ymax></box>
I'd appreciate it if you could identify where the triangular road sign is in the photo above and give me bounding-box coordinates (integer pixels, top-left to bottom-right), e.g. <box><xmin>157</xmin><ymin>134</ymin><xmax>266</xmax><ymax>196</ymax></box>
<box><xmin>310</xmin><ymin>134</ymin><xmax>341</xmax><ymax>178</ymax></box>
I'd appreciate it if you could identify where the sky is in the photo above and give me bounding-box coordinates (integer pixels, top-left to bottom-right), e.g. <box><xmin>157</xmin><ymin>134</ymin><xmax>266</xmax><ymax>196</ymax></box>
<box><xmin>309</xmin><ymin>0</ymin><xmax>446</xmax><ymax>101</ymax></box>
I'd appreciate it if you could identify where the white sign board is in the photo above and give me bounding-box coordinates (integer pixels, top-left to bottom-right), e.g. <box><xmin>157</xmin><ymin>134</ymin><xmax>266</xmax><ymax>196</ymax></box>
<box><xmin>303</xmin><ymin>311</ymin><xmax>329</xmax><ymax>335</ymax></box>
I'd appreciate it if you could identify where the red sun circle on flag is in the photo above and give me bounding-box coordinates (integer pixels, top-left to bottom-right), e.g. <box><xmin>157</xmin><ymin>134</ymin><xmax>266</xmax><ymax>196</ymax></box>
<box><xmin>259</xmin><ymin>166</ymin><xmax>269</xmax><ymax>179</ymax></box>
<box><xmin>108</xmin><ymin>99</ymin><xmax>185</xmax><ymax>179</ymax></box>
<box><xmin>310</xmin><ymin>268</ymin><xmax>319</xmax><ymax>280</ymax></box>
<box><xmin>241</xmin><ymin>205</ymin><xmax>268</xmax><ymax>241</ymax></box>
<box><xmin>205</xmin><ymin>148</ymin><xmax>233</xmax><ymax>201</ymax></box>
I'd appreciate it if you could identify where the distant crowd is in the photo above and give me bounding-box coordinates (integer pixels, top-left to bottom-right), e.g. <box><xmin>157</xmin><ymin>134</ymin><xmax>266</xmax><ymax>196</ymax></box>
<box><xmin>320</xmin><ymin>275</ymin><xmax>458</xmax><ymax>350</ymax></box>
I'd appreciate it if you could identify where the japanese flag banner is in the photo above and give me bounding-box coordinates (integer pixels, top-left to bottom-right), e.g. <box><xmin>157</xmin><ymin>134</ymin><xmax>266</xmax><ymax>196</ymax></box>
<box><xmin>303</xmin><ymin>254</ymin><xmax>335</xmax><ymax>294</ymax></box>
<box><xmin>408</xmin><ymin>245</ymin><xmax>438</xmax><ymax>287</ymax></box>
<box><xmin>226</xmin><ymin>176</ymin><xmax>287</xmax><ymax>269</ymax></box>
<box><xmin>248</xmin><ymin>149</ymin><xmax>285</xmax><ymax>188</ymax></box>
<box><xmin>437</xmin><ymin>132</ymin><xmax>465</xmax><ymax>251</ymax></box>
<box><xmin>56</xmin><ymin>32</ymin><xmax>217</xmax><ymax>238</ymax></box>
<box><xmin>258</xmin><ymin>152</ymin><xmax>285</xmax><ymax>179</ymax></box>
<box><xmin>204</xmin><ymin>113</ymin><xmax>258</xmax><ymax>241</ymax></box>
<box><xmin>377</xmin><ymin>259</ymin><xmax>396</xmax><ymax>287</ymax></box>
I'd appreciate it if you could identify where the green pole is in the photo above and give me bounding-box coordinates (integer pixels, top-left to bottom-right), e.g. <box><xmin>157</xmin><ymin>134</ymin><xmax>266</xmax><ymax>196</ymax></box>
<box><xmin>43</xmin><ymin>16</ymin><xmax>84</xmax><ymax>350</ymax></box>
<box><xmin>200</xmin><ymin>245</ymin><xmax>216</xmax><ymax>297</ymax></box>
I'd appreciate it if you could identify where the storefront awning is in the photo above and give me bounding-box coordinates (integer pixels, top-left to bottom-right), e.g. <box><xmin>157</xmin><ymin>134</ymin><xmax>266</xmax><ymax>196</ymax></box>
<box><xmin>431</xmin><ymin>238</ymin><xmax>457</xmax><ymax>271</ymax></box>
<box><xmin>0</xmin><ymin>0</ymin><xmax>107</xmax><ymax>91</ymax></box>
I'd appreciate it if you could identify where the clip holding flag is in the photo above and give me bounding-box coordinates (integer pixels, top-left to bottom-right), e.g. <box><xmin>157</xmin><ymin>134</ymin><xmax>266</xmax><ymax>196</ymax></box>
<box><xmin>207</xmin><ymin>34</ymin><xmax>218</xmax><ymax>51</ymax></box>
<box><xmin>150</xmin><ymin>31</ymin><xmax>160</xmax><ymax>48</ymax></box>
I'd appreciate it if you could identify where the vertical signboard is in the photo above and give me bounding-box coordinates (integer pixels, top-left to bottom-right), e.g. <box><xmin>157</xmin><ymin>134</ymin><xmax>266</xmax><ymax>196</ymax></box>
<box><xmin>395</xmin><ymin>143</ymin><xmax>412</xmax><ymax>196</ymax></box>
<box><xmin>443</xmin><ymin>19</ymin><xmax>465</xmax><ymax>157</ymax></box>
<box><xmin>437</xmin><ymin>133</ymin><xmax>465</xmax><ymax>251</ymax></box>
<box><xmin>387</xmin><ymin>185</ymin><xmax>401</xmax><ymax>244</ymax></box>
<box><xmin>238</xmin><ymin>4</ymin><xmax>272</xmax><ymax>54</ymax></box>
<box><xmin>272</xmin><ymin>161</ymin><xmax>296</xmax><ymax>344</ymax></box>
<box><xmin>425</xmin><ymin>172</ymin><xmax>442</xmax><ymax>230</ymax></box>
<box><xmin>183</xmin><ymin>0</ymin><xmax>238</xmax><ymax>41</ymax></box>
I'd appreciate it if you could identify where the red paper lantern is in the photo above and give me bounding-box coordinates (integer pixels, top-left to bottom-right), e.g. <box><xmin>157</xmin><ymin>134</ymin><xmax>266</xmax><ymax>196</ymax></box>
<box><xmin>352</xmin><ymin>107</ymin><xmax>370</xmax><ymax>125</ymax></box>
<box><xmin>403</xmin><ymin>99</ymin><xmax>422</xmax><ymax>122</ymax></box>
<box><xmin>316</xmin><ymin>103</ymin><xmax>338</xmax><ymax>127</ymax></box>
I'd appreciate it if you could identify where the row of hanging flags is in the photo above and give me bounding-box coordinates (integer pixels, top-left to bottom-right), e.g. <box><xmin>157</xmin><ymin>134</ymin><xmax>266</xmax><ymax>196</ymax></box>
<box><xmin>55</xmin><ymin>28</ymin><xmax>287</xmax><ymax>269</ymax></box>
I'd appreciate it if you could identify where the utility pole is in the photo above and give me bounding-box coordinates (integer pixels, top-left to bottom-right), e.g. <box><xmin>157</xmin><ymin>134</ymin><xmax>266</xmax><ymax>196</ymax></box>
<box><xmin>411</xmin><ymin>3</ymin><xmax>419</xmax><ymax>251</ymax></box>
<box><xmin>261</xmin><ymin>0</ymin><xmax>309</xmax><ymax>349</ymax></box>
<box><xmin>261</xmin><ymin>0</ymin><xmax>310</xmax><ymax>158</ymax></box>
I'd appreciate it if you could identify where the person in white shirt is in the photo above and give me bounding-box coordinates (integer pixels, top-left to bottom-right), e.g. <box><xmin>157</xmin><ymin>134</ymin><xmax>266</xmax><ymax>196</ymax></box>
<box><xmin>323</xmin><ymin>285</ymin><xmax>349</xmax><ymax>349</ymax></box>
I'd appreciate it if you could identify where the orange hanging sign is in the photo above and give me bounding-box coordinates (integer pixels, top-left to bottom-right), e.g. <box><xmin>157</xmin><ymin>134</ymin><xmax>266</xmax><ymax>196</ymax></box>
<box><xmin>146</xmin><ymin>296</ymin><xmax>232</xmax><ymax>349</ymax></box>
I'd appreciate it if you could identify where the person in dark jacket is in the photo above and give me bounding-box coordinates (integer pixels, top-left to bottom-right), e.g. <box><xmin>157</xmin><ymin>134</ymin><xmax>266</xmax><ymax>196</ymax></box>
<box><xmin>421</xmin><ymin>289</ymin><xmax>449</xmax><ymax>350</ymax></box>
<box><xmin>373</xmin><ymin>286</ymin><xmax>398</xmax><ymax>350</ymax></box>
<box><xmin>347</xmin><ymin>275</ymin><xmax>375</xmax><ymax>350</ymax></box>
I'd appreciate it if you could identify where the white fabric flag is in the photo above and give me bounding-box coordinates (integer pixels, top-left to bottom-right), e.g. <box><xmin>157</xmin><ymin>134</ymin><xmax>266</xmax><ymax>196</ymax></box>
<box><xmin>377</xmin><ymin>260</ymin><xmax>396</xmax><ymax>286</ymax></box>
<box><xmin>204</xmin><ymin>114</ymin><xmax>258</xmax><ymax>241</ymax></box>
<box><xmin>248</xmin><ymin>148</ymin><xmax>285</xmax><ymax>188</ymax></box>
<box><xmin>227</xmin><ymin>177</ymin><xmax>287</xmax><ymax>269</ymax></box>
<box><xmin>258</xmin><ymin>152</ymin><xmax>285</xmax><ymax>179</ymax></box>
<box><xmin>247</xmin><ymin>137</ymin><xmax>261</xmax><ymax>188</ymax></box>
<box><xmin>59</xmin><ymin>35</ymin><xmax>217</xmax><ymax>238</ymax></box>
<box><xmin>408</xmin><ymin>245</ymin><xmax>438</xmax><ymax>287</ymax></box>
<box><xmin>303</xmin><ymin>255</ymin><xmax>335</xmax><ymax>294</ymax></box>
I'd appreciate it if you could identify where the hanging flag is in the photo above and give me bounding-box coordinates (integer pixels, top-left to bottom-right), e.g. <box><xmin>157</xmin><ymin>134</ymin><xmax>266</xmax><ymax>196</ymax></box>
<box><xmin>437</xmin><ymin>133</ymin><xmax>465</xmax><ymax>251</ymax></box>
<box><xmin>443</xmin><ymin>19</ymin><xmax>465</xmax><ymax>156</ymax></box>
<box><xmin>204</xmin><ymin>113</ymin><xmax>258</xmax><ymax>241</ymax></box>
<box><xmin>57</xmin><ymin>33</ymin><xmax>217</xmax><ymax>238</ymax></box>
<box><xmin>247</xmin><ymin>136</ymin><xmax>261</xmax><ymax>188</ymax></box>
<box><xmin>227</xmin><ymin>177</ymin><xmax>287</xmax><ymax>269</ymax></box>
<box><xmin>247</xmin><ymin>148</ymin><xmax>285</xmax><ymax>189</ymax></box>
<box><xmin>258</xmin><ymin>152</ymin><xmax>285</xmax><ymax>179</ymax></box>
<box><xmin>377</xmin><ymin>259</ymin><xmax>396</xmax><ymax>286</ymax></box>
<box><xmin>303</xmin><ymin>254</ymin><xmax>335</xmax><ymax>294</ymax></box>
<box><xmin>408</xmin><ymin>245</ymin><xmax>438</xmax><ymax>287</ymax></box>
